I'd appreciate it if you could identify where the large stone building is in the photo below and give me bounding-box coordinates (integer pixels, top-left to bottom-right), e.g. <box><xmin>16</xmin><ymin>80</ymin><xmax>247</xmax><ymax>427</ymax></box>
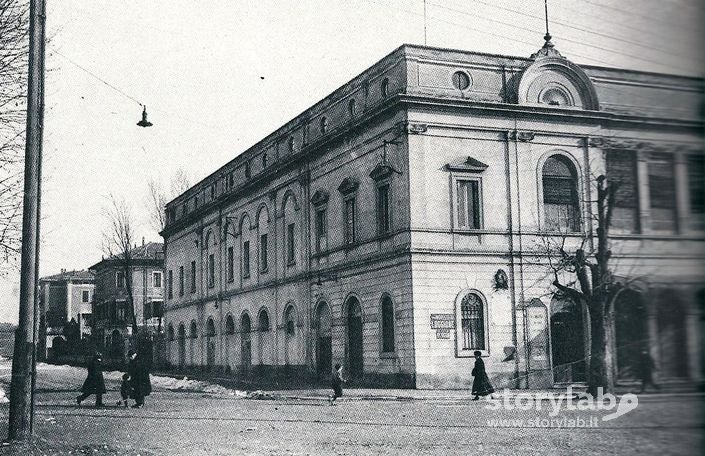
<box><xmin>161</xmin><ymin>39</ymin><xmax>704</xmax><ymax>388</ymax></box>
<box><xmin>90</xmin><ymin>242</ymin><xmax>165</xmax><ymax>360</ymax></box>
<box><xmin>39</xmin><ymin>269</ymin><xmax>95</xmax><ymax>359</ymax></box>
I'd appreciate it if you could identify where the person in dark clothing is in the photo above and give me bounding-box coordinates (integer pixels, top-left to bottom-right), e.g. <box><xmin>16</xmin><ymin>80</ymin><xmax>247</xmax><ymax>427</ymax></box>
<box><xmin>76</xmin><ymin>352</ymin><xmax>106</xmax><ymax>407</ymax></box>
<box><xmin>471</xmin><ymin>351</ymin><xmax>495</xmax><ymax>400</ymax></box>
<box><xmin>116</xmin><ymin>373</ymin><xmax>132</xmax><ymax>407</ymax></box>
<box><xmin>127</xmin><ymin>349</ymin><xmax>152</xmax><ymax>408</ymax></box>
<box><xmin>636</xmin><ymin>349</ymin><xmax>659</xmax><ymax>393</ymax></box>
<box><xmin>328</xmin><ymin>363</ymin><xmax>346</xmax><ymax>406</ymax></box>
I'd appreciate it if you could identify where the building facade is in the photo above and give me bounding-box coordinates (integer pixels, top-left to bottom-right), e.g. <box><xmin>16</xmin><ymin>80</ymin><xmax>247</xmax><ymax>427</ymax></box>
<box><xmin>90</xmin><ymin>242</ymin><xmax>165</xmax><ymax>360</ymax></box>
<box><xmin>39</xmin><ymin>269</ymin><xmax>95</xmax><ymax>359</ymax></box>
<box><xmin>161</xmin><ymin>41</ymin><xmax>704</xmax><ymax>388</ymax></box>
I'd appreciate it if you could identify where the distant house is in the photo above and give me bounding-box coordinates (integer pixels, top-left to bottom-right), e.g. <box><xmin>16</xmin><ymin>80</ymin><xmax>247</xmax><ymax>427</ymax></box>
<box><xmin>0</xmin><ymin>323</ymin><xmax>16</xmax><ymax>358</ymax></box>
<box><xmin>89</xmin><ymin>242</ymin><xmax>164</xmax><ymax>360</ymax></box>
<box><xmin>39</xmin><ymin>269</ymin><xmax>95</xmax><ymax>359</ymax></box>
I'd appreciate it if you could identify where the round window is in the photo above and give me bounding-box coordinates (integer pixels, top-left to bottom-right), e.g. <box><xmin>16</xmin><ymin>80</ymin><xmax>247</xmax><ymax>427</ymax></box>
<box><xmin>452</xmin><ymin>71</ymin><xmax>470</xmax><ymax>90</ymax></box>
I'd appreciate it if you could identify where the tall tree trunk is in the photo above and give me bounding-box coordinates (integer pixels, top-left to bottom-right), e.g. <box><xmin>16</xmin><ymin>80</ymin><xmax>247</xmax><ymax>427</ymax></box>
<box><xmin>587</xmin><ymin>296</ymin><xmax>615</xmax><ymax>395</ymax></box>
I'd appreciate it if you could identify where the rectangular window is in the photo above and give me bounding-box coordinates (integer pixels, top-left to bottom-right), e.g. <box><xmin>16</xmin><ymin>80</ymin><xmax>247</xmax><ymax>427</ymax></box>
<box><xmin>152</xmin><ymin>301</ymin><xmax>164</xmax><ymax>318</ymax></box>
<box><xmin>116</xmin><ymin>271</ymin><xmax>125</xmax><ymax>288</ymax></box>
<box><xmin>152</xmin><ymin>271</ymin><xmax>163</xmax><ymax>288</ymax></box>
<box><xmin>456</xmin><ymin>179</ymin><xmax>481</xmax><ymax>229</ymax></box>
<box><xmin>116</xmin><ymin>301</ymin><xmax>126</xmax><ymax>323</ymax></box>
<box><xmin>286</xmin><ymin>223</ymin><xmax>295</xmax><ymax>264</ymax></box>
<box><xmin>167</xmin><ymin>270</ymin><xmax>173</xmax><ymax>299</ymax></box>
<box><xmin>190</xmin><ymin>261</ymin><xmax>196</xmax><ymax>293</ymax></box>
<box><xmin>178</xmin><ymin>266</ymin><xmax>184</xmax><ymax>296</ymax></box>
<box><xmin>606</xmin><ymin>150</ymin><xmax>639</xmax><ymax>232</ymax></box>
<box><xmin>648</xmin><ymin>154</ymin><xmax>676</xmax><ymax>231</ymax></box>
<box><xmin>82</xmin><ymin>290</ymin><xmax>90</xmax><ymax>303</ymax></box>
<box><xmin>344</xmin><ymin>198</ymin><xmax>356</xmax><ymax>244</ymax></box>
<box><xmin>208</xmin><ymin>254</ymin><xmax>215</xmax><ymax>287</ymax></box>
<box><xmin>227</xmin><ymin>246</ymin><xmax>234</xmax><ymax>282</ymax></box>
<box><xmin>243</xmin><ymin>241</ymin><xmax>250</xmax><ymax>278</ymax></box>
<box><xmin>377</xmin><ymin>184</ymin><xmax>391</xmax><ymax>234</ymax></box>
<box><xmin>260</xmin><ymin>234</ymin><xmax>268</xmax><ymax>272</ymax></box>
<box><xmin>688</xmin><ymin>155</ymin><xmax>705</xmax><ymax>231</ymax></box>
<box><xmin>315</xmin><ymin>208</ymin><xmax>327</xmax><ymax>252</ymax></box>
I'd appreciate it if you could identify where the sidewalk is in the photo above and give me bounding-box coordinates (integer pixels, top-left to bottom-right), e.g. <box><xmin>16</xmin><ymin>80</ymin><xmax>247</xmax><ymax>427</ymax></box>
<box><xmin>256</xmin><ymin>386</ymin><xmax>704</xmax><ymax>402</ymax></box>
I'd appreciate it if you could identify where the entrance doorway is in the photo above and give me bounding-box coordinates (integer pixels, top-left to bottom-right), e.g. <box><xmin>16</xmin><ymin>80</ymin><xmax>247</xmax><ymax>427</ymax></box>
<box><xmin>206</xmin><ymin>318</ymin><xmax>216</xmax><ymax>370</ymax></box>
<box><xmin>346</xmin><ymin>297</ymin><xmax>364</xmax><ymax>380</ymax></box>
<box><xmin>550</xmin><ymin>297</ymin><xmax>586</xmax><ymax>383</ymax></box>
<box><xmin>316</xmin><ymin>302</ymin><xmax>332</xmax><ymax>380</ymax></box>
<box><xmin>656</xmin><ymin>290</ymin><xmax>689</xmax><ymax>378</ymax></box>
<box><xmin>615</xmin><ymin>290</ymin><xmax>648</xmax><ymax>379</ymax></box>
<box><xmin>178</xmin><ymin>324</ymin><xmax>186</xmax><ymax>368</ymax></box>
<box><xmin>241</xmin><ymin>314</ymin><xmax>252</xmax><ymax>376</ymax></box>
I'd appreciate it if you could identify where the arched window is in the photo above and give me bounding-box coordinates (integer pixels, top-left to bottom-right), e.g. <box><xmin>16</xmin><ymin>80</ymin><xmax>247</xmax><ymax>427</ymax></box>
<box><xmin>241</xmin><ymin>313</ymin><xmax>251</xmax><ymax>333</ymax></box>
<box><xmin>190</xmin><ymin>321</ymin><xmax>198</xmax><ymax>339</ymax></box>
<box><xmin>320</xmin><ymin>116</ymin><xmax>327</xmax><ymax>134</ymax></box>
<box><xmin>258</xmin><ymin>309</ymin><xmax>270</xmax><ymax>332</ymax></box>
<box><xmin>167</xmin><ymin>324</ymin><xmax>175</xmax><ymax>341</ymax></box>
<box><xmin>178</xmin><ymin>323</ymin><xmax>186</xmax><ymax>339</ymax></box>
<box><xmin>285</xmin><ymin>306</ymin><xmax>296</xmax><ymax>336</ymax></box>
<box><xmin>542</xmin><ymin>155</ymin><xmax>580</xmax><ymax>232</ymax></box>
<box><xmin>206</xmin><ymin>318</ymin><xmax>216</xmax><ymax>337</ymax></box>
<box><xmin>225</xmin><ymin>315</ymin><xmax>235</xmax><ymax>335</ymax></box>
<box><xmin>380</xmin><ymin>296</ymin><xmax>395</xmax><ymax>353</ymax></box>
<box><xmin>381</xmin><ymin>78</ymin><xmax>389</xmax><ymax>98</ymax></box>
<box><xmin>455</xmin><ymin>291</ymin><xmax>487</xmax><ymax>355</ymax></box>
<box><xmin>348</xmin><ymin>98</ymin><xmax>356</xmax><ymax>117</ymax></box>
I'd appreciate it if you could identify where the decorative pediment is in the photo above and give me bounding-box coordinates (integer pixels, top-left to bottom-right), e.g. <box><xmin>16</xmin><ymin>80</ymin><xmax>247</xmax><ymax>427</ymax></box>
<box><xmin>310</xmin><ymin>189</ymin><xmax>329</xmax><ymax>206</ymax></box>
<box><xmin>369</xmin><ymin>162</ymin><xmax>396</xmax><ymax>181</ymax></box>
<box><xmin>337</xmin><ymin>177</ymin><xmax>359</xmax><ymax>195</ymax></box>
<box><xmin>518</xmin><ymin>37</ymin><xmax>599</xmax><ymax>111</ymax></box>
<box><xmin>445</xmin><ymin>156</ymin><xmax>489</xmax><ymax>173</ymax></box>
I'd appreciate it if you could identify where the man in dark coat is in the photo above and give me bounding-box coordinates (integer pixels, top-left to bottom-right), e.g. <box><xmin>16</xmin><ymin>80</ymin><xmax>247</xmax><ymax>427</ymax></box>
<box><xmin>636</xmin><ymin>349</ymin><xmax>659</xmax><ymax>393</ymax></box>
<box><xmin>127</xmin><ymin>349</ymin><xmax>152</xmax><ymax>408</ymax></box>
<box><xmin>77</xmin><ymin>352</ymin><xmax>106</xmax><ymax>407</ymax></box>
<box><xmin>471</xmin><ymin>350</ymin><xmax>495</xmax><ymax>400</ymax></box>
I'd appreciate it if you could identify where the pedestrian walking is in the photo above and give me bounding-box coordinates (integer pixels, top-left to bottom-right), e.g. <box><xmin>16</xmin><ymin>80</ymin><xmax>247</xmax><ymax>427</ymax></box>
<box><xmin>328</xmin><ymin>363</ymin><xmax>346</xmax><ymax>405</ymax></box>
<box><xmin>636</xmin><ymin>349</ymin><xmax>659</xmax><ymax>393</ymax></box>
<box><xmin>471</xmin><ymin>351</ymin><xmax>495</xmax><ymax>400</ymax></box>
<box><xmin>115</xmin><ymin>373</ymin><xmax>132</xmax><ymax>407</ymax></box>
<box><xmin>76</xmin><ymin>352</ymin><xmax>106</xmax><ymax>407</ymax></box>
<box><xmin>127</xmin><ymin>349</ymin><xmax>152</xmax><ymax>408</ymax></box>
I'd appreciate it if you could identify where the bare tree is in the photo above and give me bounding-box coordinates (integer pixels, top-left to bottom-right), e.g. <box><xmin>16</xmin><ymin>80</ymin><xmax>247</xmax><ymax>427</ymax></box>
<box><xmin>102</xmin><ymin>195</ymin><xmax>138</xmax><ymax>332</ymax></box>
<box><xmin>146</xmin><ymin>168</ymin><xmax>191</xmax><ymax>232</ymax></box>
<box><xmin>0</xmin><ymin>0</ymin><xmax>29</xmax><ymax>273</ymax></box>
<box><xmin>544</xmin><ymin>174</ymin><xmax>630</xmax><ymax>395</ymax></box>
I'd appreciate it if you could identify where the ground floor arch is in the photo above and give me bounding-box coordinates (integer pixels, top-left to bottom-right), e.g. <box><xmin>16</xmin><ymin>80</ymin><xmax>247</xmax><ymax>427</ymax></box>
<box><xmin>346</xmin><ymin>296</ymin><xmax>364</xmax><ymax>380</ymax></box>
<box><xmin>315</xmin><ymin>301</ymin><xmax>332</xmax><ymax>380</ymax></box>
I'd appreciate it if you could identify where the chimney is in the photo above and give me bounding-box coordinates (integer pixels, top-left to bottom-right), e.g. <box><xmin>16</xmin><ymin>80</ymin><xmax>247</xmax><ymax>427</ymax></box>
<box><xmin>60</xmin><ymin>268</ymin><xmax>66</xmax><ymax>274</ymax></box>
<box><xmin>142</xmin><ymin>237</ymin><xmax>145</xmax><ymax>247</ymax></box>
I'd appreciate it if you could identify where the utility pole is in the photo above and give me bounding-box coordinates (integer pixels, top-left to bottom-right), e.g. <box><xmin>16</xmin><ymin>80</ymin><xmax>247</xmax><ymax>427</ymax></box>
<box><xmin>7</xmin><ymin>0</ymin><xmax>46</xmax><ymax>441</ymax></box>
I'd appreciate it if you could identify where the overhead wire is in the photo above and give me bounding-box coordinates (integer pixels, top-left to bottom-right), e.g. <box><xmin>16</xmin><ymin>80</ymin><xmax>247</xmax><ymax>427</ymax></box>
<box><xmin>427</xmin><ymin>1</ymin><xmax>690</xmax><ymax>71</ymax></box>
<box><xmin>440</xmin><ymin>0</ymin><xmax>699</xmax><ymax>61</ymax></box>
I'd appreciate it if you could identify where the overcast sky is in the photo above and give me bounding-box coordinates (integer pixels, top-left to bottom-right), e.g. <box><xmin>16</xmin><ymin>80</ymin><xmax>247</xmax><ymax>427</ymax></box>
<box><xmin>0</xmin><ymin>0</ymin><xmax>702</xmax><ymax>323</ymax></box>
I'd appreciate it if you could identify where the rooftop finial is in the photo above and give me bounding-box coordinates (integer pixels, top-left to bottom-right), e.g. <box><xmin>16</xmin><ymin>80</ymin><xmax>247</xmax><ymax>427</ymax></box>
<box><xmin>543</xmin><ymin>0</ymin><xmax>553</xmax><ymax>47</ymax></box>
<box><xmin>530</xmin><ymin>0</ymin><xmax>562</xmax><ymax>59</ymax></box>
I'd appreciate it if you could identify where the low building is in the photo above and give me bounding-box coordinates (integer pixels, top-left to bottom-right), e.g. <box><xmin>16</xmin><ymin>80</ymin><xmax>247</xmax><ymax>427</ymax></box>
<box><xmin>39</xmin><ymin>269</ymin><xmax>95</xmax><ymax>359</ymax></box>
<box><xmin>89</xmin><ymin>242</ymin><xmax>165</xmax><ymax>360</ymax></box>
<box><xmin>161</xmin><ymin>40</ymin><xmax>703</xmax><ymax>388</ymax></box>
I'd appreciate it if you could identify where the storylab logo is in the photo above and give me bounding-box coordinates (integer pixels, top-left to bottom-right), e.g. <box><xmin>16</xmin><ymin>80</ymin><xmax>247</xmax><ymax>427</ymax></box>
<box><xmin>485</xmin><ymin>387</ymin><xmax>639</xmax><ymax>422</ymax></box>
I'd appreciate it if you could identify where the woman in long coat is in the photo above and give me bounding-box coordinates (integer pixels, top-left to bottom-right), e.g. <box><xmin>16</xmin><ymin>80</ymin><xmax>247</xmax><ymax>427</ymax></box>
<box><xmin>76</xmin><ymin>352</ymin><xmax>106</xmax><ymax>406</ymax></box>
<box><xmin>127</xmin><ymin>350</ymin><xmax>152</xmax><ymax>408</ymax></box>
<box><xmin>471</xmin><ymin>350</ymin><xmax>495</xmax><ymax>400</ymax></box>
